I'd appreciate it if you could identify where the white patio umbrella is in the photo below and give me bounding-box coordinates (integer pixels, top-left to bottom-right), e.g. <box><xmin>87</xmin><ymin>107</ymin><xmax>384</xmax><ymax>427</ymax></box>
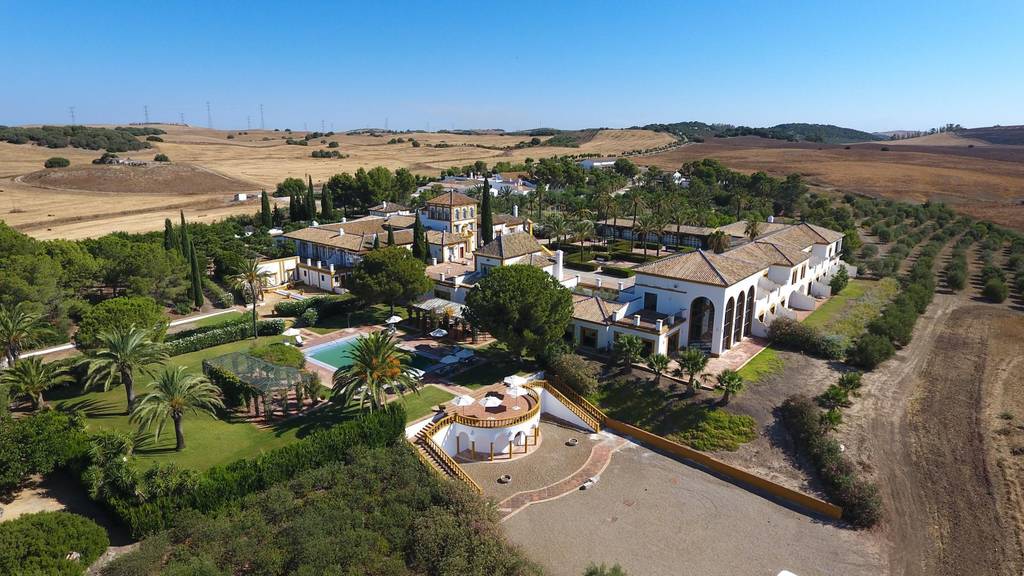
<box><xmin>408</xmin><ymin>368</ymin><xmax>425</xmax><ymax>379</ymax></box>
<box><xmin>503</xmin><ymin>374</ymin><xmax>528</xmax><ymax>387</ymax></box>
<box><xmin>385</xmin><ymin>315</ymin><xmax>403</xmax><ymax>325</ymax></box>
<box><xmin>479</xmin><ymin>395</ymin><xmax>502</xmax><ymax>408</ymax></box>
<box><xmin>440</xmin><ymin>355</ymin><xmax>460</xmax><ymax>365</ymax></box>
<box><xmin>430</xmin><ymin>328</ymin><xmax>448</xmax><ymax>338</ymax></box>
<box><xmin>455</xmin><ymin>348</ymin><xmax>474</xmax><ymax>359</ymax></box>
<box><xmin>506</xmin><ymin>386</ymin><xmax>529</xmax><ymax>397</ymax></box>
<box><xmin>282</xmin><ymin>328</ymin><xmax>301</xmax><ymax>337</ymax></box>
<box><xmin>452</xmin><ymin>395</ymin><xmax>475</xmax><ymax>407</ymax></box>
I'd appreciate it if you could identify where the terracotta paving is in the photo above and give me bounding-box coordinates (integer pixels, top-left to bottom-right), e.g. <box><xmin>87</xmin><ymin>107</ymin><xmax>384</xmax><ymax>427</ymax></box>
<box><xmin>496</xmin><ymin>432</ymin><xmax>627</xmax><ymax>520</ymax></box>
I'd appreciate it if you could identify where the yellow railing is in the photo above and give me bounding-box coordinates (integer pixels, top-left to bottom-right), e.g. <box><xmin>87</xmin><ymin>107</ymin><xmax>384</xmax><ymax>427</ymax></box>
<box><xmin>538</xmin><ymin>380</ymin><xmax>604</xmax><ymax>432</ymax></box>
<box><xmin>415</xmin><ymin>416</ymin><xmax>483</xmax><ymax>493</ymax></box>
<box><xmin>449</xmin><ymin>389</ymin><xmax>541</xmax><ymax>428</ymax></box>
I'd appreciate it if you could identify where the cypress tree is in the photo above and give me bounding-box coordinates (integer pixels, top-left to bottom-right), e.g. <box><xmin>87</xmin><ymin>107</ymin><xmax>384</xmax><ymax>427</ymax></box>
<box><xmin>189</xmin><ymin>239</ymin><xmax>204</xmax><ymax>308</ymax></box>
<box><xmin>321</xmin><ymin>183</ymin><xmax>334</xmax><ymax>221</ymax></box>
<box><xmin>480</xmin><ymin>177</ymin><xmax>494</xmax><ymax>244</ymax></box>
<box><xmin>288</xmin><ymin>190</ymin><xmax>298</xmax><ymax>221</ymax></box>
<box><xmin>306</xmin><ymin>175</ymin><xmax>316</xmax><ymax>220</ymax></box>
<box><xmin>372</xmin><ymin>234</ymin><xmax>380</xmax><ymax>249</ymax></box>
<box><xmin>178</xmin><ymin>210</ymin><xmax>189</xmax><ymax>257</ymax></box>
<box><xmin>260</xmin><ymin>189</ymin><xmax>272</xmax><ymax>227</ymax></box>
<box><xmin>272</xmin><ymin>205</ymin><xmax>284</xmax><ymax>226</ymax></box>
<box><xmin>412</xmin><ymin>215</ymin><xmax>427</xmax><ymax>261</ymax></box>
<box><xmin>386</xmin><ymin>225</ymin><xmax>395</xmax><ymax>246</ymax></box>
<box><xmin>163</xmin><ymin>218</ymin><xmax>174</xmax><ymax>250</ymax></box>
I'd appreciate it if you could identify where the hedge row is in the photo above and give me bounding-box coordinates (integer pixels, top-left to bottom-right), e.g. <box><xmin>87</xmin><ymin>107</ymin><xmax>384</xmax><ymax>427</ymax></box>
<box><xmin>0</xmin><ymin>511</ymin><xmax>109</xmax><ymax>576</ymax></box>
<box><xmin>164</xmin><ymin>315</ymin><xmax>249</xmax><ymax>343</ymax></box>
<box><xmin>768</xmin><ymin>317</ymin><xmax>848</xmax><ymax>360</ymax></box>
<box><xmin>273</xmin><ymin>294</ymin><xmax>355</xmax><ymax>318</ymax></box>
<box><xmin>105</xmin><ymin>404</ymin><xmax>406</xmax><ymax>537</ymax></box>
<box><xmin>163</xmin><ymin>319</ymin><xmax>285</xmax><ymax>356</ymax></box>
<box><xmin>202</xmin><ymin>277</ymin><xmax>235</xmax><ymax>308</ymax></box>
<box><xmin>564</xmin><ymin>260</ymin><xmax>599</xmax><ymax>272</ymax></box>
<box><xmin>780</xmin><ymin>395</ymin><xmax>881</xmax><ymax>528</ymax></box>
<box><xmin>202</xmin><ymin>362</ymin><xmax>247</xmax><ymax>408</ymax></box>
<box><xmin>600</xmin><ymin>265</ymin><xmax>635</xmax><ymax>278</ymax></box>
<box><xmin>610</xmin><ymin>250</ymin><xmax>659</xmax><ymax>263</ymax></box>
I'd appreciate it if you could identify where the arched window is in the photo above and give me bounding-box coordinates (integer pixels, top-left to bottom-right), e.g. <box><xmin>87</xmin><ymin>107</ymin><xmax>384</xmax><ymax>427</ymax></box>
<box><xmin>688</xmin><ymin>297</ymin><xmax>715</xmax><ymax>346</ymax></box>
<box><xmin>733</xmin><ymin>291</ymin><xmax>745</xmax><ymax>344</ymax></box>
<box><xmin>744</xmin><ymin>288</ymin><xmax>755</xmax><ymax>336</ymax></box>
<box><xmin>723</xmin><ymin>297</ymin><xmax>735</xmax><ymax>350</ymax></box>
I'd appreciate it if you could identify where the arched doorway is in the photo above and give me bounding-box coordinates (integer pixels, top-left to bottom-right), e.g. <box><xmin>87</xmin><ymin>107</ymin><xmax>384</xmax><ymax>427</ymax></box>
<box><xmin>688</xmin><ymin>297</ymin><xmax>715</xmax><ymax>348</ymax></box>
<box><xmin>456</xmin><ymin>431</ymin><xmax>471</xmax><ymax>455</ymax></box>
<box><xmin>733</xmin><ymin>290</ymin><xmax>745</xmax><ymax>345</ymax></box>
<box><xmin>744</xmin><ymin>288</ymin><xmax>755</xmax><ymax>336</ymax></box>
<box><xmin>513</xmin><ymin>431</ymin><xmax>527</xmax><ymax>447</ymax></box>
<box><xmin>722</xmin><ymin>297</ymin><xmax>735</xmax><ymax>350</ymax></box>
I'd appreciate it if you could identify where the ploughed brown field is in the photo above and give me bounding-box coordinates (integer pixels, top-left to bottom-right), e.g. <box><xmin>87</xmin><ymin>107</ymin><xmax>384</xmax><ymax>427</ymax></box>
<box><xmin>642</xmin><ymin>134</ymin><xmax>1024</xmax><ymax>232</ymax></box>
<box><xmin>0</xmin><ymin>126</ymin><xmax>675</xmax><ymax>240</ymax></box>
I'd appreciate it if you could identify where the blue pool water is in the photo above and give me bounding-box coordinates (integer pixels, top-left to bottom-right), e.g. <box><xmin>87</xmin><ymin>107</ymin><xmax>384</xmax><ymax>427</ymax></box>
<box><xmin>307</xmin><ymin>338</ymin><xmax>434</xmax><ymax>371</ymax></box>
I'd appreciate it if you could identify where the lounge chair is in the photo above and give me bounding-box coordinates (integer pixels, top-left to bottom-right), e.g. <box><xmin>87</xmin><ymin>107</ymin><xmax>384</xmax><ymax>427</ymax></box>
<box><xmin>294</xmin><ymin>335</ymin><xmax>304</xmax><ymax>347</ymax></box>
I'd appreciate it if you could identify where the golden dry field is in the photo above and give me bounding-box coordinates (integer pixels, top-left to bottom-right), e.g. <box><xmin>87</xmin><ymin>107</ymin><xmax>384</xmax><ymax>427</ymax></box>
<box><xmin>0</xmin><ymin>126</ymin><xmax>674</xmax><ymax>240</ymax></box>
<box><xmin>641</xmin><ymin>135</ymin><xmax>1024</xmax><ymax>232</ymax></box>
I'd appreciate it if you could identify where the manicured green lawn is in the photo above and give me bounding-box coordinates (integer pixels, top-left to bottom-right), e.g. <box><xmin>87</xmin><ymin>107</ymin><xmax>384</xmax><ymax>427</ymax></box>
<box><xmin>804</xmin><ymin>277</ymin><xmax>899</xmax><ymax>339</ymax></box>
<box><xmin>449</xmin><ymin>346</ymin><xmax>536</xmax><ymax>389</ymax></box>
<box><xmin>308</xmin><ymin>304</ymin><xmax>406</xmax><ymax>335</ymax></box>
<box><xmin>590</xmin><ymin>375</ymin><xmax>755</xmax><ymax>452</ymax></box>
<box><xmin>188</xmin><ymin>310</ymin><xmax>244</xmax><ymax>328</ymax></box>
<box><xmin>736</xmin><ymin>346</ymin><xmax>784</xmax><ymax>384</ymax></box>
<box><xmin>400</xmin><ymin>386</ymin><xmax>455</xmax><ymax>422</ymax></box>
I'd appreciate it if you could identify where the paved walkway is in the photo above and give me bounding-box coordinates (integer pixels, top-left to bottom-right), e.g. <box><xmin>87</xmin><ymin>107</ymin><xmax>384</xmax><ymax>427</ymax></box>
<box><xmin>497</xmin><ymin>432</ymin><xmax>627</xmax><ymax>520</ymax></box>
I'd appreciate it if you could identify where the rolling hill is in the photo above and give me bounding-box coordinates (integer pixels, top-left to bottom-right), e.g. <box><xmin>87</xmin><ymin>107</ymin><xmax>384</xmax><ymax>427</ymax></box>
<box><xmin>637</xmin><ymin>121</ymin><xmax>883</xmax><ymax>144</ymax></box>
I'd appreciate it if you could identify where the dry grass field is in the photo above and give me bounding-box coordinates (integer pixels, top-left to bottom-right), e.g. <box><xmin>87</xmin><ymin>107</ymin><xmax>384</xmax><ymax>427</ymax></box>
<box><xmin>0</xmin><ymin>126</ymin><xmax>674</xmax><ymax>239</ymax></box>
<box><xmin>641</xmin><ymin>135</ymin><xmax>1024</xmax><ymax>232</ymax></box>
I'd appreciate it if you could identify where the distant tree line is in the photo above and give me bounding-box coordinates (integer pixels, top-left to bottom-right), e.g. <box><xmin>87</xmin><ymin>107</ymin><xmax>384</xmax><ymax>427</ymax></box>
<box><xmin>0</xmin><ymin>125</ymin><xmax>159</xmax><ymax>152</ymax></box>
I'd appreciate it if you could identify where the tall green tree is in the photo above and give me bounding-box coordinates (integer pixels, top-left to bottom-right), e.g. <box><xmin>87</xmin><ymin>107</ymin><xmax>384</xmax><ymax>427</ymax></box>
<box><xmin>306</xmin><ymin>175</ymin><xmax>317</xmax><ymax>219</ymax></box>
<box><xmin>189</xmin><ymin>239</ymin><xmax>204</xmax><ymax>309</ymax></box>
<box><xmin>260</xmin><ymin>189</ymin><xmax>272</xmax><ymax>227</ymax></box>
<box><xmin>288</xmin><ymin>190</ymin><xmax>299</xmax><ymax>221</ymax></box>
<box><xmin>80</xmin><ymin>325</ymin><xmax>168</xmax><ymax>412</ymax></box>
<box><xmin>229</xmin><ymin>258</ymin><xmax>273</xmax><ymax>339</ymax></box>
<box><xmin>131</xmin><ymin>367</ymin><xmax>224</xmax><ymax>451</ymax></box>
<box><xmin>646</xmin><ymin>353</ymin><xmax>670</xmax><ymax>385</ymax></box>
<box><xmin>320</xmin><ymin>183</ymin><xmax>334</xmax><ymax>221</ymax></box>
<box><xmin>330</xmin><ymin>331</ymin><xmax>421</xmax><ymax>412</ymax></box>
<box><xmin>178</xmin><ymin>210</ymin><xmax>189</xmax><ymax>258</ymax></box>
<box><xmin>0</xmin><ymin>356</ymin><xmax>73</xmax><ymax>411</ymax></box>
<box><xmin>163</xmin><ymin>218</ymin><xmax>175</xmax><ymax>250</ymax></box>
<box><xmin>480</xmin><ymin>178</ymin><xmax>494</xmax><ymax>244</ymax></box>
<box><xmin>744</xmin><ymin>219</ymin><xmax>762</xmax><ymax>242</ymax></box>
<box><xmin>0</xmin><ymin>302</ymin><xmax>51</xmax><ymax>366</ymax></box>
<box><xmin>372</xmin><ymin>234</ymin><xmax>381</xmax><ymax>249</ymax></box>
<box><xmin>349</xmin><ymin>246</ymin><xmax>432</xmax><ymax>314</ymax></box>
<box><xmin>386</xmin><ymin>226</ymin><xmax>395</xmax><ymax>246</ymax></box>
<box><xmin>613</xmin><ymin>335</ymin><xmax>643</xmax><ymax>373</ymax></box>
<box><xmin>464</xmin><ymin>264</ymin><xmax>573</xmax><ymax>358</ymax></box>
<box><xmin>717</xmin><ymin>369</ymin><xmax>745</xmax><ymax>405</ymax></box>
<box><xmin>411</xmin><ymin>216</ymin><xmax>427</xmax><ymax>262</ymax></box>
<box><xmin>707</xmin><ymin>230</ymin><xmax>730</xmax><ymax>254</ymax></box>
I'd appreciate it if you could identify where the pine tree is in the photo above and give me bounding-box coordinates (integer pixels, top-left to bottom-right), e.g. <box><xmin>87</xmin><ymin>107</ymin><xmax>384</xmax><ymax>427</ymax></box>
<box><xmin>480</xmin><ymin>177</ymin><xmax>494</xmax><ymax>244</ymax></box>
<box><xmin>260</xmin><ymin>189</ymin><xmax>272</xmax><ymax>227</ymax></box>
<box><xmin>321</xmin><ymin>182</ymin><xmax>334</xmax><ymax>221</ymax></box>
<box><xmin>386</xmin><ymin>225</ymin><xmax>395</xmax><ymax>246</ymax></box>
<box><xmin>163</xmin><ymin>218</ymin><xmax>174</xmax><ymax>250</ymax></box>
<box><xmin>306</xmin><ymin>175</ymin><xmax>316</xmax><ymax>220</ymax></box>
<box><xmin>412</xmin><ymin>215</ymin><xmax>427</xmax><ymax>261</ymax></box>
<box><xmin>178</xmin><ymin>210</ymin><xmax>189</xmax><ymax>257</ymax></box>
<box><xmin>190</xmin><ymin>239</ymin><xmax>204</xmax><ymax>309</ymax></box>
<box><xmin>272</xmin><ymin>205</ymin><xmax>284</xmax><ymax>226</ymax></box>
<box><xmin>288</xmin><ymin>190</ymin><xmax>298</xmax><ymax>221</ymax></box>
<box><xmin>372</xmin><ymin>234</ymin><xmax>381</xmax><ymax>249</ymax></box>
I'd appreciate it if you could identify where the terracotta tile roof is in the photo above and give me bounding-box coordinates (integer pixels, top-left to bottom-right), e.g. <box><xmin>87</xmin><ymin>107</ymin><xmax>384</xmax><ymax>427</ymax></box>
<box><xmin>633</xmin><ymin>249</ymin><xmax>765</xmax><ymax>286</ymax></box>
<box><xmin>474</xmin><ymin>232</ymin><xmax>543</xmax><ymax>260</ymax></box>
<box><xmin>598</xmin><ymin>218</ymin><xmax>715</xmax><ymax>237</ymax></box>
<box><xmin>489</xmin><ymin>213</ymin><xmax>526</xmax><ymax>227</ymax></box>
<box><xmin>368</xmin><ymin>201</ymin><xmax>409</xmax><ymax>213</ymax></box>
<box><xmin>572</xmin><ymin>294</ymin><xmax>624</xmax><ymax>325</ymax></box>
<box><xmin>727</xmin><ymin>240</ymin><xmax>810</xmax><ymax>267</ymax></box>
<box><xmin>759</xmin><ymin>222</ymin><xmax>842</xmax><ymax>247</ymax></box>
<box><xmin>282</xmin><ymin>218</ymin><xmax>413</xmax><ymax>252</ymax></box>
<box><xmin>426</xmin><ymin>230</ymin><xmax>469</xmax><ymax>246</ymax></box>
<box><xmin>425</xmin><ymin>190</ymin><xmax>478</xmax><ymax>207</ymax></box>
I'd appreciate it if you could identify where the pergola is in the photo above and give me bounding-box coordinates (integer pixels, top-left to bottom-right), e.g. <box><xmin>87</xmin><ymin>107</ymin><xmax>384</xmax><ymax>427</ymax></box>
<box><xmin>203</xmin><ymin>352</ymin><xmax>313</xmax><ymax>421</ymax></box>
<box><xmin>410</xmin><ymin>297</ymin><xmax>477</xmax><ymax>343</ymax></box>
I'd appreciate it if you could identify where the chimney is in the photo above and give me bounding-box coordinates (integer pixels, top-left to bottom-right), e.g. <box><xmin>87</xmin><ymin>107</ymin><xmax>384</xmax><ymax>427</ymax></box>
<box><xmin>767</xmin><ymin>215</ymin><xmax>775</xmax><ymax>223</ymax></box>
<box><xmin>513</xmin><ymin>204</ymin><xmax>519</xmax><ymax>217</ymax></box>
<box><xmin>306</xmin><ymin>258</ymin><xmax>312</xmax><ymax>266</ymax></box>
<box><xmin>554</xmin><ymin>250</ymin><xmax>564</xmax><ymax>280</ymax></box>
<box><xmin>633</xmin><ymin>314</ymin><xmax>641</xmax><ymax>326</ymax></box>
<box><xmin>617</xmin><ymin>281</ymin><xmax>624</xmax><ymax>291</ymax></box>
<box><xmin>656</xmin><ymin>319</ymin><xmax>663</xmax><ymax>331</ymax></box>
<box><xmin>316</xmin><ymin>260</ymin><xmax>322</xmax><ymax>269</ymax></box>
<box><xmin>439</xmin><ymin>272</ymin><xmax>446</xmax><ymax>282</ymax></box>
<box><xmin>667</xmin><ymin>314</ymin><xmax>674</xmax><ymax>326</ymax></box>
<box><xmin>329</xmin><ymin>264</ymin><xmax>335</xmax><ymax>273</ymax></box>
<box><xmin>432</xmin><ymin>257</ymin><xmax>438</xmax><ymax>266</ymax></box>
<box><xmin>341</xmin><ymin>217</ymin><xmax>347</xmax><ymax>223</ymax></box>
<box><xmin>596</xmin><ymin>278</ymin><xmax>602</xmax><ymax>288</ymax></box>
<box><xmin>337</xmin><ymin>227</ymin><xmax>344</xmax><ymax>236</ymax></box>
<box><xmin>382</xmin><ymin>201</ymin><xmax>387</xmax><ymax>209</ymax></box>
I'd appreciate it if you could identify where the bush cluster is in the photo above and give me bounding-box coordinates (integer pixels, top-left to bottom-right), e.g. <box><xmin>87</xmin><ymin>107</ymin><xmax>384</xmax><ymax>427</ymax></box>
<box><xmin>273</xmin><ymin>294</ymin><xmax>355</xmax><ymax>318</ymax></box>
<box><xmin>0</xmin><ymin>125</ymin><xmax>155</xmax><ymax>152</ymax></box>
<box><xmin>249</xmin><ymin>341</ymin><xmax>305</xmax><ymax>368</ymax></box>
<box><xmin>547</xmin><ymin>353</ymin><xmax>599</xmax><ymax>396</ymax></box>
<box><xmin>610</xmin><ymin>250</ymin><xmax>658</xmax><ymax>263</ymax></box>
<box><xmin>600</xmin><ymin>265</ymin><xmax>635</xmax><ymax>278</ymax></box>
<box><xmin>201</xmin><ymin>277</ymin><xmax>234</xmax><ymax>308</ymax></box>
<box><xmin>163</xmin><ymin>315</ymin><xmax>249</xmax><ymax>343</ymax></box>
<box><xmin>0</xmin><ymin>511</ymin><xmax>109</xmax><ymax>576</ymax></box>
<box><xmin>780</xmin><ymin>395</ymin><xmax>881</xmax><ymax>527</ymax></box>
<box><xmin>0</xmin><ymin>411</ymin><xmax>90</xmax><ymax>496</ymax></box>
<box><xmin>44</xmin><ymin>156</ymin><xmax>70</xmax><ymax>168</ymax></box>
<box><xmin>163</xmin><ymin>319</ymin><xmax>285</xmax><ymax>356</ymax></box>
<box><xmin>564</xmin><ymin>260</ymin><xmax>599</xmax><ymax>272</ymax></box>
<box><xmin>767</xmin><ymin>317</ymin><xmax>847</xmax><ymax>360</ymax></box>
<box><xmin>103</xmin><ymin>405</ymin><xmax>406</xmax><ymax>537</ymax></box>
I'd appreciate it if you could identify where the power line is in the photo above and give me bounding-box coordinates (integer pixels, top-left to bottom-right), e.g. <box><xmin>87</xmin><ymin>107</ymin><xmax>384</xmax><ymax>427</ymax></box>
<box><xmin>179</xmin><ymin>112</ymin><xmax>185</xmax><ymax>125</ymax></box>
<box><xmin>206</xmin><ymin>101</ymin><xmax>213</xmax><ymax>129</ymax></box>
<box><xmin>321</xmin><ymin>119</ymin><xmax>325</xmax><ymax>132</ymax></box>
<box><xmin>68</xmin><ymin>106</ymin><xmax>76</xmax><ymax>124</ymax></box>
<box><xmin>259</xmin><ymin>104</ymin><xmax>265</xmax><ymax>129</ymax></box>
<box><xmin>143</xmin><ymin>105</ymin><xmax>149</xmax><ymax>124</ymax></box>
<box><xmin>246</xmin><ymin>115</ymin><xmax>251</xmax><ymax>130</ymax></box>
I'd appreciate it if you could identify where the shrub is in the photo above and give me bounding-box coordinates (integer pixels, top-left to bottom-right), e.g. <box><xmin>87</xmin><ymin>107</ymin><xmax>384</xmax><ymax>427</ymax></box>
<box><xmin>163</xmin><ymin>319</ymin><xmax>285</xmax><ymax>356</ymax></box>
<box><xmin>164</xmin><ymin>315</ymin><xmax>247</xmax><ymax>342</ymax></box>
<box><xmin>249</xmin><ymin>342</ymin><xmax>305</xmax><ymax>368</ymax></box>
<box><xmin>767</xmin><ymin>317</ymin><xmax>819</xmax><ymax>353</ymax></box>
<box><xmin>829</xmin><ymin>266</ymin><xmax>849</xmax><ymax>293</ymax></box>
<box><xmin>816</xmin><ymin>334</ymin><xmax>850</xmax><ymax>360</ymax></box>
<box><xmin>847</xmin><ymin>333</ymin><xmax>895</xmax><ymax>370</ymax></box>
<box><xmin>145</xmin><ymin>135</ymin><xmax>163</xmax><ymax>142</ymax></box>
<box><xmin>610</xmin><ymin>251</ymin><xmax>658</xmax><ymax>263</ymax></box>
<box><xmin>0</xmin><ymin>511</ymin><xmax>109</xmax><ymax>576</ymax></box>
<box><xmin>202</xmin><ymin>277</ymin><xmax>234</xmax><ymax>308</ymax></box>
<box><xmin>273</xmin><ymin>294</ymin><xmax>354</xmax><ymax>318</ymax></box>
<box><xmin>153</xmin><ymin>153</ymin><xmax>169</xmax><ymax>162</ymax></box>
<box><xmin>171</xmin><ymin>300</ymin><xmax>191</xmax><ymax>315</ymax></box>
<box><xmin>779</xmin><ymin>395</ymin><xmax>881</xmax><ymax>527</ymax></box>
<box><xmin>600</xmin><ymin>265</ymin><xmax>635</xmax><ymax>278</ymax></box>
<box><xmin>547</xmin><ymin>353</ymin><xmax>598</xmax><ymax>396</ymax></box>
<box><xmin>327</xmin><ymin>141</ymin><xmax>339</xmax><ymax>148</ymax></box>
<box><xmin>105</xmin><ymin>405</ymin><xmax>406</xmax><ymax>537</ymax></box>
<box><xmin>563</xmin><ymin>260</ymin><xmax>599</xmax><ymax>272</ymax></box>
<box><xmin>0</xmin><ymin>412</ymin><xmax>90</xmax><ymax>496</ymax></box>
<box><xmin>300</xmin><ymin>307</ymin><xmax>319</xmax><ymax>327</ymax></box>
<box><xmin>75</xmin><ymin>296</ymin><xmax>168</xmax><ymax>349</ymax></box>
<box><xmin>984</xmin><ymin>278</ymin><xmax>1008</xmax><ymax>303</ymax></box>
<box><xmin>44</xmin><ymin>156</ymin><xmax>70</xmax><ymax>168</ymax></box>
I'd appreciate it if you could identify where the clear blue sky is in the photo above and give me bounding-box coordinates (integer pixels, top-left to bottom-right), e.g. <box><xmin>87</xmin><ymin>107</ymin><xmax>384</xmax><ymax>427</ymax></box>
<box><xmin>2</xmin><ymin>0</ymin><xmax>1020</xmax><ymax>132</ymax></box>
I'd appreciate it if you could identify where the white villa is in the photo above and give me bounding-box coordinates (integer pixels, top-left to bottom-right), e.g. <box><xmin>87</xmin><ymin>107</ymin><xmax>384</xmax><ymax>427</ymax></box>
<box><xmin>571</xmin><ymin>221</ymin><xmax>848</xmax><ymax>357</ymax></box>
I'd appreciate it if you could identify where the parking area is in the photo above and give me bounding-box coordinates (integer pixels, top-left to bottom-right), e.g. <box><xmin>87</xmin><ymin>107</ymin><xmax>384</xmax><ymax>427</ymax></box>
<box><xmin>502</xmin><ymin>437</ymin><xmax>883</xmax><ymax>576</ymax></box>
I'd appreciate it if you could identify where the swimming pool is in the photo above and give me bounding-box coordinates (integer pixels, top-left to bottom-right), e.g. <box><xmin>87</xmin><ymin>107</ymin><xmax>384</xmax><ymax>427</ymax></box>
<box><xmin>306</xmin><ymin>337</ymin><xmax>435</xmax><ymax>371</ymax></box>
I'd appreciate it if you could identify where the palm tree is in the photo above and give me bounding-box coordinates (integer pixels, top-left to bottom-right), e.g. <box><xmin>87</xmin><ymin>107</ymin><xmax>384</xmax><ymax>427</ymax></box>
<box><xmin>331</xmin><ymin>331</ymin><xmax>421</xmax><ymax>412</ymax></box>
<box><xmin>707</xmin><ymin>230</ymin><xmax>730</xmax><ymax>254</ymax></box>
<box><xmin>229</xmin><ymin>258</ymin><xmax>273</xmax><ymax>340</ymax></box>
<box><xmin>544</xmin><ymin>212</ymin><xmax>568</xmax><ymax>247</ymax></box>
<box><xmin>646</xmin><ymin>353</ymin><xmax>670</xmax><ymax>385</ymax></box>
<box><xmin>634</xmin><ymin>215</ymin><xmax>653</xmax><ymax>257</ymax></box>
<box><xmin>613</xmin><ymin>335</ymin><xmax>643</xmax><ymax>373</ymax></box>
<box><xmin>817</xmin><ymin>385</ymin><xmax>851</xmax><ymax>411</ymax></box>
<box><xmin>744</xmin><ymin>219</ymin><xmax>762</xmax><ymax>242</ymax></box>
<box><xmin>80</xmin><ymin>326</ymin><xmax>168</xmax><ymax>413</ymax></box>
<box><xmin>716</xmin><ymin>369</ymin><xmax>745</xmax><ymax>405</ymax></box>
<box><xmin>674</xmin><ymin>347</ymin><xmax>709</xmax><ymax>396</ymax></box>
<box><xmin>131</xmin><ymin>366</ymin><xmax>224</xmax><ymax>451</ymax></box>
<box><xmin>0</xmin><ymin>302</ymin><xmax>52</xmax><ymax>367</ymax></box>
<box><xmin>624</xmin><ymin>188</ymin><xmax>646</xmax><ymax>251</ymax></box>
<box><xmin>0</xmin><ymin>356</ymin><xmax>73</xmax><ymax>411</ymax></box>
<box><xmin>572</xmin><ymin>219</ymin><xmax>595</xmax><ymax>263</ymax></box>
